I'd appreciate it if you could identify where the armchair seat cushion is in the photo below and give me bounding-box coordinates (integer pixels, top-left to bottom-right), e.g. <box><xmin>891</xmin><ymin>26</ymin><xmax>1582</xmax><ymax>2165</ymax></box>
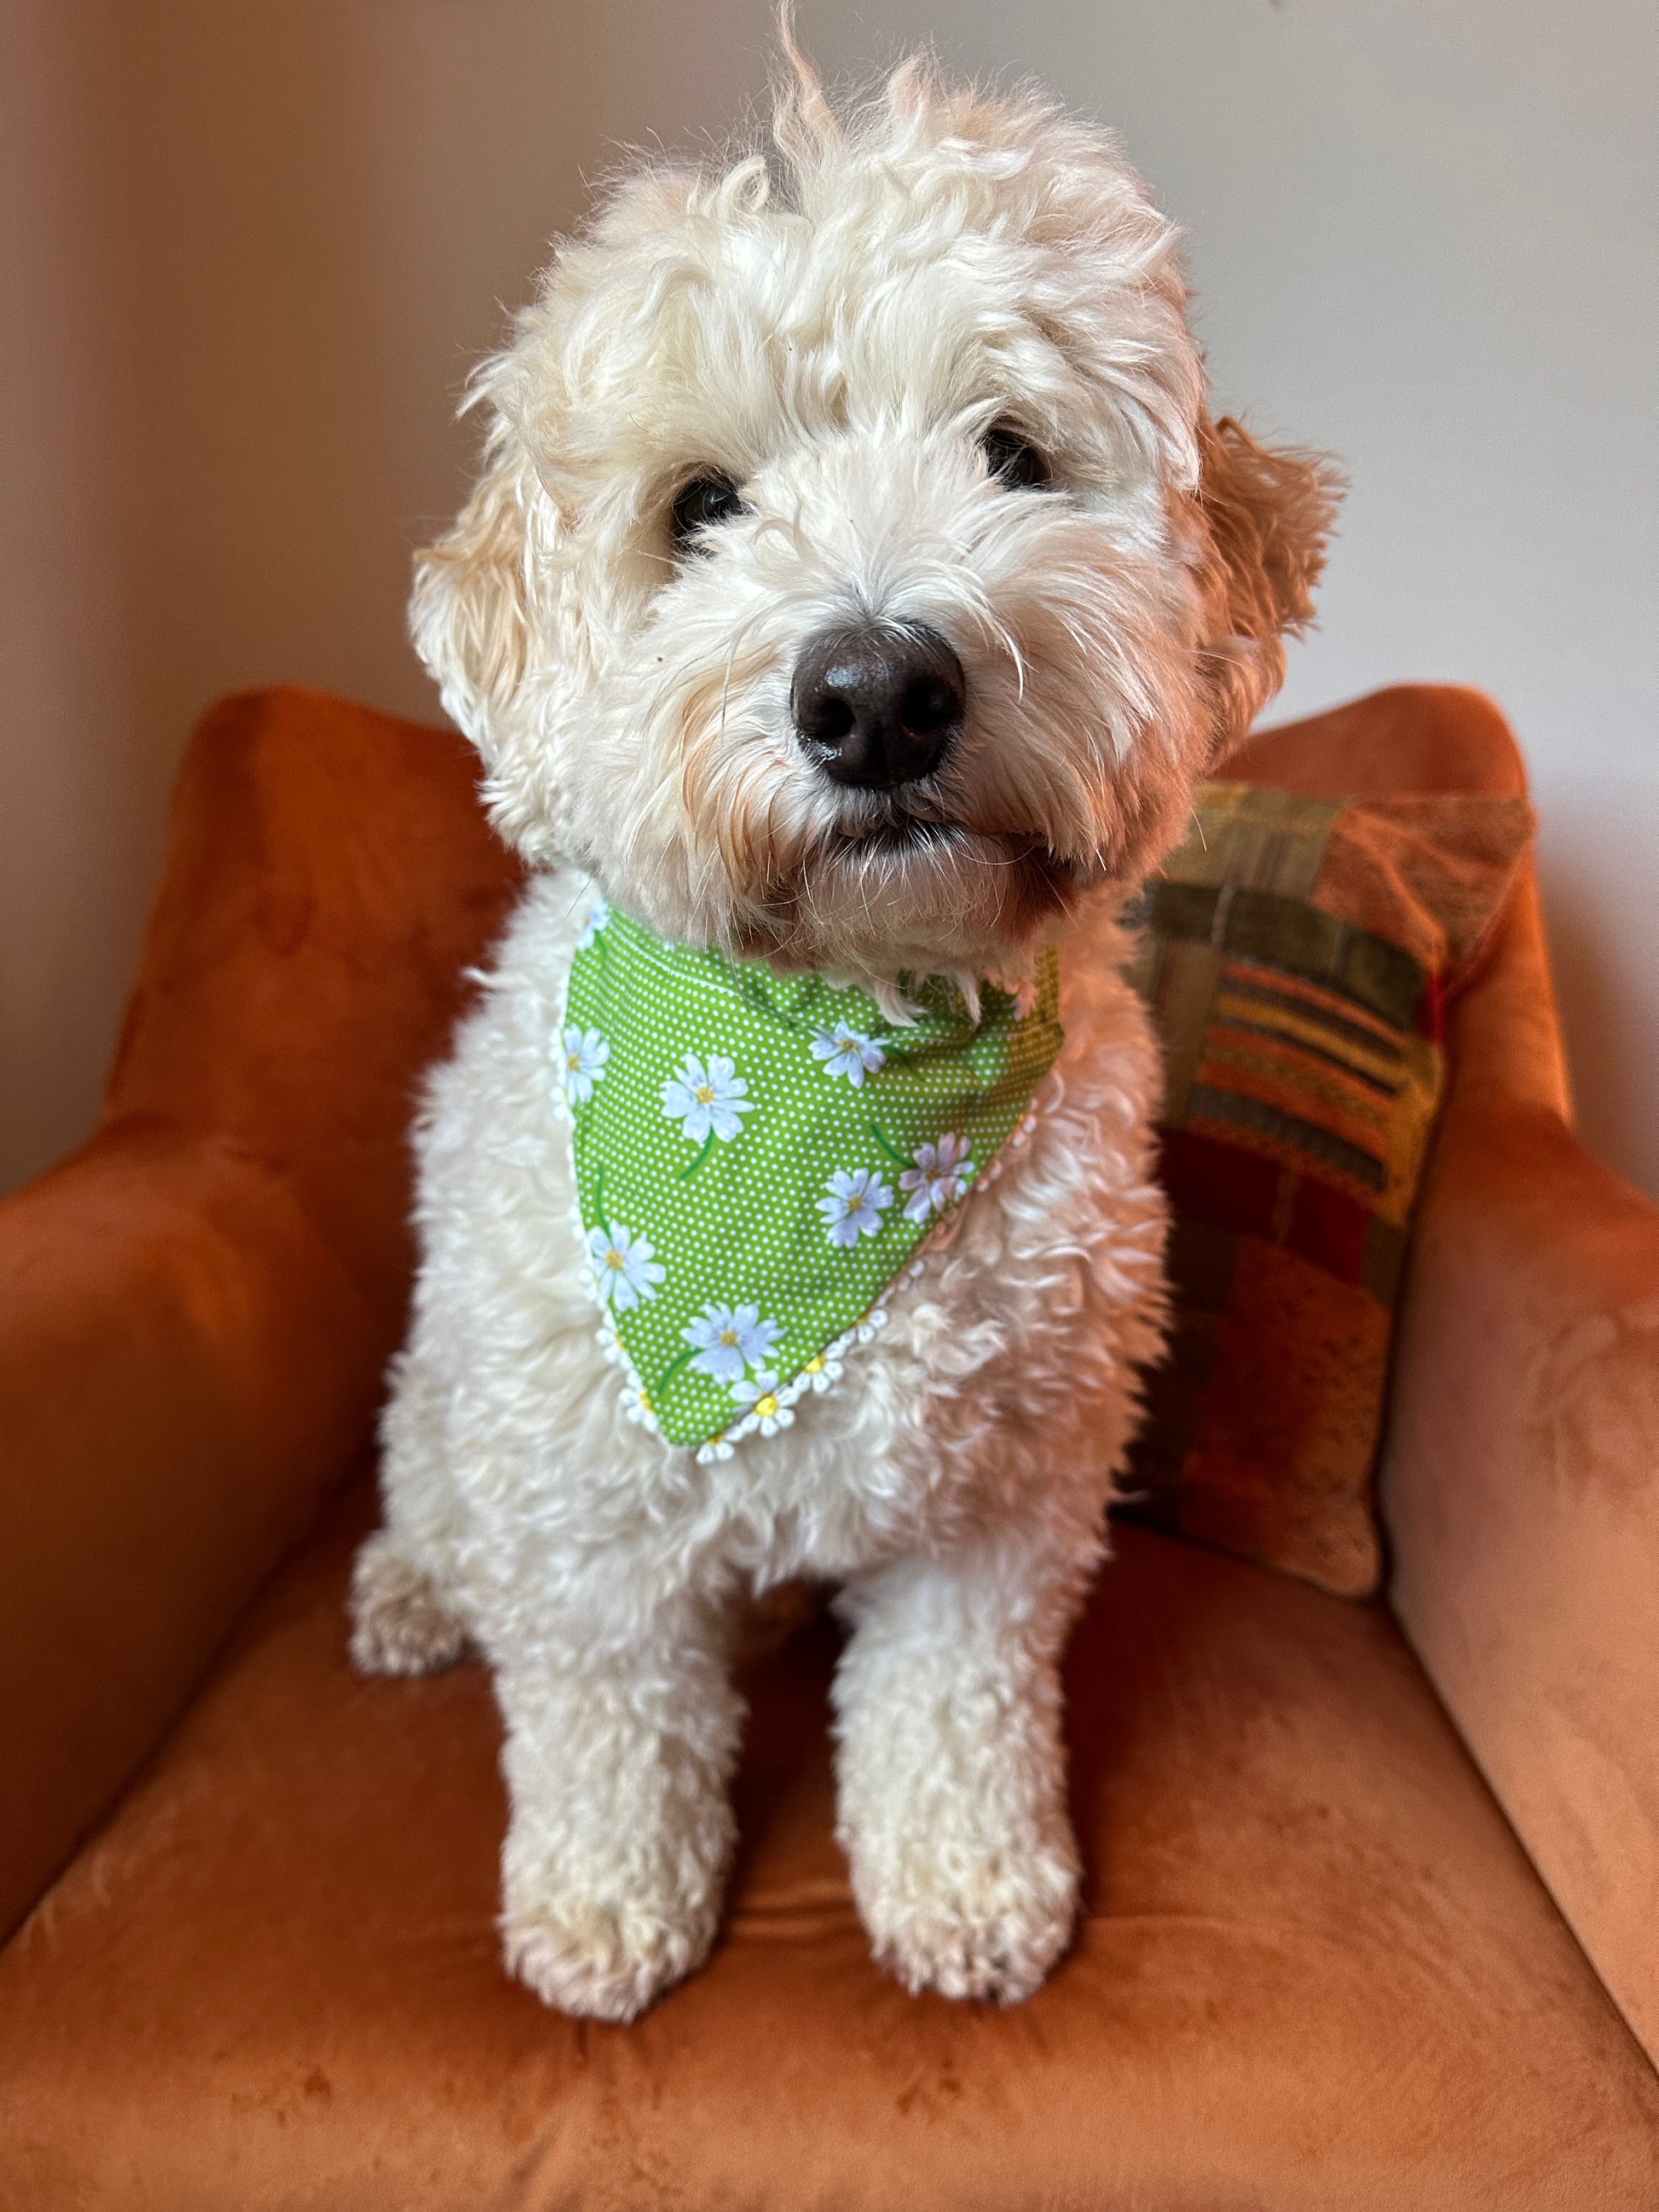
<box><xmin>3</xmin><ymin>1482</ymin><xmax>1652</xmax><ymax>2210</ymax></box>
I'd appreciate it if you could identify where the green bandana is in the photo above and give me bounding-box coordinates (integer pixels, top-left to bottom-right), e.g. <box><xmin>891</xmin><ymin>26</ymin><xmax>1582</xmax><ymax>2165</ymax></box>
<box><xmin>559</xmin><ymin>898</ymin><xmax>1063</xmax><ymax>1458</ymax></box>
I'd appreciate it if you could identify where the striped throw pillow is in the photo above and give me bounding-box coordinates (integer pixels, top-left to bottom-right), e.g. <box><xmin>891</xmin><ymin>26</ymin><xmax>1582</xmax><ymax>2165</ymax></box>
<box><xmin>1121</xmin><ymin>782</ymin><xmax>1534</xmax><ymax>1597</ymax></box>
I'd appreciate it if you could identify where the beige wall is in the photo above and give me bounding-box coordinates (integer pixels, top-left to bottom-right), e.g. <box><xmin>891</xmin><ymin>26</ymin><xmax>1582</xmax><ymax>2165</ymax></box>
<box><xmin>4</xmin><ymin>0</ymin><xmax>1654</xmax><ymax>1195</ymax></box>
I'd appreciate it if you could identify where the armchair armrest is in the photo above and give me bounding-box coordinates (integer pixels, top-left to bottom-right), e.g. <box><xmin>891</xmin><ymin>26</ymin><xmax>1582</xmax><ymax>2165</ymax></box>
<box><xmin>1383</xmin><ymin>875</ymin><xmax>1659</xmax><ymax>2065</ymax></box>
<box><xmin>1</xmin><ymin>687</ymin><xmax>518</xmax><ymax>1942</ymax></box>
<box><xmin>0</xmin><ymin>1124</ymin><xmax>384</xmax><ymax>1942</ymax></box>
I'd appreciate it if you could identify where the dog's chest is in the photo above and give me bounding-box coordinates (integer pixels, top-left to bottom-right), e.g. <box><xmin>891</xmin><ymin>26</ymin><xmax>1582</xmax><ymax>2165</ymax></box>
<box><xmin>450</xmin><ymin>875</ymin><xmax>1161</xmax><ymax>1585</ymax></box>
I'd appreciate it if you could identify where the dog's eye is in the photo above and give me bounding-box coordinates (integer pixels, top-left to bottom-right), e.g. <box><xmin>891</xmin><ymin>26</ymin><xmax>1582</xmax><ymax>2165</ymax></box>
<box><xmin>980</xmin><ymin>423</ymin><xmax>1050</xmax><ymax>491</ymax></box>
<box><xmin>669</xmin><ymin>472</ymin><xmax>745</xmax><ymax>552</ymax></box>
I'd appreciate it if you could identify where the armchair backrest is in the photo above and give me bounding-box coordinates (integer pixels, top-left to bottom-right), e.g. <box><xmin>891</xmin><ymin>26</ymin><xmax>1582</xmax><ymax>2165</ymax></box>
<box><xmin>101</xmin><ymin>686</ymin><xmax>522</xmax><ymax>1332</ymax></box>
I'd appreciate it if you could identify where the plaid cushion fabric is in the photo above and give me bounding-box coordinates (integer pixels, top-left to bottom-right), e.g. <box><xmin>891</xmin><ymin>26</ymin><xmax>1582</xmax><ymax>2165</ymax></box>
<box><xmin>1121</xmin><ymin>781</ymin><xmax>1533</xmax><ymax>1597</ymax></box>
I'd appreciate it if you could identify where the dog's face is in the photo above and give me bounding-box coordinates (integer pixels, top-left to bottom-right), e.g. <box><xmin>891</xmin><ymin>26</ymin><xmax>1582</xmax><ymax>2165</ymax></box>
<box><xmin>415</xmin><ymin>61</ymin><xmax>1337</xmax><ymax>982</ymax></box>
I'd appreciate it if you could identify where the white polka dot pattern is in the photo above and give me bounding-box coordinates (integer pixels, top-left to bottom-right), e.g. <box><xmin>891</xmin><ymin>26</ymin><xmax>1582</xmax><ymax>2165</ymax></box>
<box><xmin>562</xmin><ymin>901</ymin><xmax>1063</xmax><ymax>1454</ymax></box>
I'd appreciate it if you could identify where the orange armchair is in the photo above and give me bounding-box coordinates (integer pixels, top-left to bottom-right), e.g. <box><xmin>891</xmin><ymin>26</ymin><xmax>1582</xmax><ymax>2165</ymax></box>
<box><xmin>1</xmin><ymin>685</ymin><xmax>1654</xmax><ymax>2208</ymax></box>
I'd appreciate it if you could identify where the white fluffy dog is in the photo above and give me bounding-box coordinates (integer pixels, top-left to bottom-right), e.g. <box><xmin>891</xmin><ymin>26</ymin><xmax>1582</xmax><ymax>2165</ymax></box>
<box><xmin>350</xmin><ymin>49</ymin><xmax>1334</xmax><ymax>2023</ymax></box>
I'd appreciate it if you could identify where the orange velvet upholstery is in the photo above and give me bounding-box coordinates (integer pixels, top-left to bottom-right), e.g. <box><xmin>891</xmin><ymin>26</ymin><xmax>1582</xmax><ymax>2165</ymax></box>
<box><xmin>1224</xmin><ymin>681</ymin><xmax>1531</xmax><ymax>803</ymax></box>
<box><xmin>1</xmin><ymin>682</ymin><xmax>1655</xmax><ymax>2203</ymax></box>
<box><xmin>3</xmin><ymin>1487</ymin><xmax>1655</xmax><ymax>2209</ymax></box>
<box><xmin>0</xmin><ymin>1124</ymin><xmax>380</xmax><ymax>1946</ymax></box>
<box><xmin>0</xmin><ymin>690</ymin><xmax>520</xmax><ymax>1943</ymax></box>
<box><xmin>98</xmin><ymin>685</ymin><xmax>523</xmax><ymax>1325</ymax></box>
<box><xmin>1385</xmin><ymin>1016</ymin><xmax>1659</xmax><ymax>2065</ymax></box>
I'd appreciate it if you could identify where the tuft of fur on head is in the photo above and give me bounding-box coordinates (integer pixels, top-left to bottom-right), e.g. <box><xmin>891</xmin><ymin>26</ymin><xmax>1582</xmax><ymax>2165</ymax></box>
<box><xmin>412</xmin><ymin>44</ymin><xmax>1339</xmax><ymax>986</ymax></box>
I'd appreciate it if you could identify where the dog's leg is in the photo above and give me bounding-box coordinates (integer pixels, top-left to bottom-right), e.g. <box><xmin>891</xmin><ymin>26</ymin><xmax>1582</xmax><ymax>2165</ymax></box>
<box><xmin>832</xmin><ymin>1533</ymin><xmax>1092</xmax><ymax>2004</ymax></box>
<box><xmin>349</xmin><ymin>1529</ymin><xmax>470</xmax><ymax>1676</ymax></box>
<box><xmin>350</xmin><ymin>1348</ymin><xmax>470</xmax><ymax>1675</ymax></box>
<box><xmin>494</xmin><ymin>1593</ymin><xmax>743</xmax><ymax>2022</ymax></box>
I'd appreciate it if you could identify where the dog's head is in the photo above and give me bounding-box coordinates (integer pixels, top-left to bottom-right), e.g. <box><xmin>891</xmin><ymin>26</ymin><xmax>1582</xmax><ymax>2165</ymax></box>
<box><xmin>413</xmin><ymin>55</ymin><xmax>1339</xmax><ymax>983</ymax></box>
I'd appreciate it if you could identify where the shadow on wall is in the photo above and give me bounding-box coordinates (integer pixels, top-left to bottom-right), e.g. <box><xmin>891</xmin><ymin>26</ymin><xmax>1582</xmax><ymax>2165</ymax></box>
<box><xmin>66</xmin><ymin>0</ymin><xmax>598</xmax><ymax>956</ymax></box>
<box><xmin>2</xmin><ymin>2</ymin><xmax>584</xmax><ymax>1190</ymax></box>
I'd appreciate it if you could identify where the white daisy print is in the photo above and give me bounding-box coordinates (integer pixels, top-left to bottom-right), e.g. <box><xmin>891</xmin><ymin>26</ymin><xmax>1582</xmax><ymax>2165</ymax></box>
<box><xmin>619</xmin><ymin>1378</ymin><xmax>657</xmax><ymax>1431</ymax></box>
<box><xmin>684</xmin><ymin>1302</ymin><xmax>782</xmax><ymax>1384</ymax></box>
<box><xmin>799</xmin><ymin>1346</ymin><xmax>845</xmax><ymax>1394</ymax></box>
<box><xmin>586</xmin><ymin>1222</ymin><xmax>666</xmax><ymax>1312</ymax></box>
<box><xmin>558</xmin><ymin>1025</ymin><xmax>609</xmax><ymax>1105</ymax></box>
<box><xmin>661</xmin><ymin>1053</ymin><xmax>753</xmax><ymax>1144</ymax></box>
<box><xmin>575</xmin><ymin>896</ymin><xmax>610</xmax><ymax>950</ymax></box>
<box><xmin>810</xmin><ymin>1021</ymin><xmax>886</xmax><ymax>1087</ymax></box>
<box><xmin>730</xmin><ymin>1371</ymin><xmax>795</xmax><ymax>1437</ymax></box>
<box><xmin>818</xmin><ymin>1166</ymin><xmax>894</xmax><ymax>1249</ymax></box>
<box><xmin>900</xmin><ymin>1132</ymin><xmax>975</xmax><ymax>1222</ymax></box>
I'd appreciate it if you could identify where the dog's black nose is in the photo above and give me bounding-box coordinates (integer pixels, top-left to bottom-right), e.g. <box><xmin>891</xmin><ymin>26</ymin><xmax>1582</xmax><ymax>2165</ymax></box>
<box><xmin>791</xmin><ymin>623</ymin><xmax>964</xmax><ymax>790</ymax></box>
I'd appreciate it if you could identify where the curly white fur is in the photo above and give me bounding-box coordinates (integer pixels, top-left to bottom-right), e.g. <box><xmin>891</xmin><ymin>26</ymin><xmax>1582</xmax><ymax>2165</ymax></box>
<box><xmin>351</xmin><ymin>47</ymin><xmax>1335</xmax><ymax>2022</ymax></box>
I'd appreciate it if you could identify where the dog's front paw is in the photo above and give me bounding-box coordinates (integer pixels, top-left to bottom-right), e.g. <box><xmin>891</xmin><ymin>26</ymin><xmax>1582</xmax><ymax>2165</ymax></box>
<box><xmin>856</xmin><ymin>1836</ymin><xmax>1080</xmax><ymax>2005</ymax></box>
<box><xmin>500</xmin><ymin>1877</ymin><xmax>720</xmax><ymax>2023</ymax></box>
<box><xmin>349</xmin><ymin>1532</ymin><xmax>468</xmax><ymax>1676</ymax></box>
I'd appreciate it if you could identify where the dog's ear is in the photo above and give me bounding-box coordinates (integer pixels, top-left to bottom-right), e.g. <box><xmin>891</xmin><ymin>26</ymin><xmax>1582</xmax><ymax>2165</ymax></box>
<box><xmin>410</xmin><ymin>421</ymin><xmax>545</xmax><ymax>765</ymax></box>
<box><xmin>1193</xmin><ymin>414</ymin><xmax>1343</xmax><ymax>759</ymax></box>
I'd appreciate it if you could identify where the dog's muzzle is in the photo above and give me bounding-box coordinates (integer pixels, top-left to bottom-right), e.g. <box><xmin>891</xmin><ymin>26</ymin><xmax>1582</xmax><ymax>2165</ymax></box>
<box><xmin>790</xmin><ymin>622</ymin><xmax>964</xmax><ymax>792</ymax></box>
